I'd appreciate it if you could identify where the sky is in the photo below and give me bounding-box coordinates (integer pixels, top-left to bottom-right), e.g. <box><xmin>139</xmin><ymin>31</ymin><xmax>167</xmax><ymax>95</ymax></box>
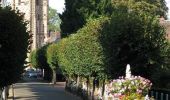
<box><xmin>6</xmin><ymin>0</ymin><xmax>65</xmax><ymax>14</ymax></box>
<box><xmin>166</xmin><ymin>0</ymin><xmax>170</xmax><ymax>18</ymax></box>
<box><xmin>49</xmin><ymin>0</ymin><xmax>65</xmax><ymax>14</ymax></box>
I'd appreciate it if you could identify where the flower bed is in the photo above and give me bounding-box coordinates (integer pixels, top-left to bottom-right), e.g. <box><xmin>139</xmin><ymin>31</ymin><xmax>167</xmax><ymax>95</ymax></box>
<box><xmin>98</xmin><ymin>76</ymin><xmax>153</xmax><ymax>100</ymax></box>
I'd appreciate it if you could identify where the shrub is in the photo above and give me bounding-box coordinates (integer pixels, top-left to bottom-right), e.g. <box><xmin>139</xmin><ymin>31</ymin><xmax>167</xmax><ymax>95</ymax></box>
<box><xmin>0</xmin><ymin>7</ymin><xmax>29</xmax><ymax>87</ymax></box>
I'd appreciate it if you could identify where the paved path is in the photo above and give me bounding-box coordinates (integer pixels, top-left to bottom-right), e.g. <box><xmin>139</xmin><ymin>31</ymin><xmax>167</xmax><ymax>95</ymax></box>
<box><xmin>8</xmin><ymin>78</ymin><xmax>81</xmax><ymax>100</ymax></box>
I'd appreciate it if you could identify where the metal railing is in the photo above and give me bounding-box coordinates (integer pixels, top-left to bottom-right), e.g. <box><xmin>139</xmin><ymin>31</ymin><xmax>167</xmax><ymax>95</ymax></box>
<box><xmin>149</xmin><ymin>89</ymin><xmax>170</xmax><ymax>100</ymax></box>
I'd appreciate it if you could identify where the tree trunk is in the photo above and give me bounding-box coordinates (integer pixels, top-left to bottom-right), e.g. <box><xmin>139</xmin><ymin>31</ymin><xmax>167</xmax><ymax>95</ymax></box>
<box><xmin>86</xmin><ymin>77</ymin><xmax>89</xmax><ymax>96</ymax></box>
<box><xmin>2</xmin><ymin>86</ymin><xmax>8</xmax><ymax>100</ymax></box>
<box><xmin>42</xmin><ymin>69</ymin><xmax>45</xmax><ymax>78</ymax></box>
<box><xmin>102</xmin><ymin>79</ymin><xmax>105</xmax><ymax>99</ymax></box>
<box><xmin>52</xmin><ymin>69</ymin><xmax>57</xmax><ymax>84</ymax></box>
<box><xmin>92</xmin><ymin>78</ymin><xmax>95</xmax><ymax>100</ymax></box>
<box><xmin>66</xmin><ymin>75</ymin><xmax>70</xmax><ymax>89</ymax></box>
<box><xmin>76</xmin><ymin>75</ymin><xmax>80</xmax><ymax>89</ymax></box>
<box><xmin>12</xmin><ymin>84</ymin><xmax>14</xmax><ymax>100</ymax></box>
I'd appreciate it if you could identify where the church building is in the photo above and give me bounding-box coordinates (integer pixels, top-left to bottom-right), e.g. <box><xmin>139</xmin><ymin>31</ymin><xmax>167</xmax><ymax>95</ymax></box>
<box><xmin>12</xmin><ymin>0</ymin><xmax>48</xmax><ymax>50</ymax></box>
<box><xmin>0</xmin><ymin>0</ymin><xmax>7</xmax><ymax>7</ymax></box>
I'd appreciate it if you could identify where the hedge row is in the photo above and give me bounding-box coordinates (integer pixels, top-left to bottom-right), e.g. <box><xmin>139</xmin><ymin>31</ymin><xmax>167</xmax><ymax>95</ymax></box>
<box><xmin>30</xmin><ymin>11</ymin><xmax>170</xmax><ymax>89</ymax></box>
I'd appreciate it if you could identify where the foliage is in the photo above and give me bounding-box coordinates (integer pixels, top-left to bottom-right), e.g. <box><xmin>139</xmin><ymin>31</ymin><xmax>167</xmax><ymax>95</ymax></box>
<box><xmin>57</xmin><ymin>17</ymin><xmax>109</xmax><ymax>79</ymax></box>
<box><xmin>97</xmin><ymin>76</ymin><xmax>152</xmax><ymax>99</ymax></box>
<box><xmin>111</xmin><ymin>0</ymin><xmax>158</xmax><ymax>15</ymax></box>
<box><xmin>111</xmin><ymin>0</ymin><xmax>168</xmax><ymax>17</ymax></box>
<box><xmin>47</xmin><ymin>43</ymin><xmax>58</xmax><ymax>70</ymax></box>
<box><xmin>29</xmin><ymin>45</ymin><xmax>52</xmax><ymax>81</ymax></box>
<box><xmin>60</xmin><ymin>0</ymin><xmax>168</xmax><ymax>36</ymax></box>
<box><xmin>100</xmin><ymin>10</ymin><xmax>169</xmax><ymax>79</ymax></box>
<box><xmin>59</xmin><ymin>0</ymin><xmax>169</xmax><ymax>81</ymax></box>
<box><xmin>153</xmin><ymin>68</ymin><xmax>170</xmax><ymax>88</ymax></box>
<box><xmin>56</xmin><ymin>38</ymin><xmax>75</xmax><ymax>76</ymax></box>
<box><xmin>47</xmin><ymin>43</ymin><xmax>59</xmax><ymax>84</ymax></box>
<box><xmin>0</xmin><ymin>7</ymin><xmax>29</xmax><ymax>87</ymax></box>
<box><xmin>60</xmin><ymin>0</ymin><xmax>112</xmax><ymax>36</ymax></box>
<box><xmin>48</xmin><ymin>7</ymin><xmax>61</xmax><ymax>32</ymax></box>
<box><xmin>29</xmin><ymin>45</ymin><xmax>49</xmax><ymax>69</ymax></box>
<box><xmin>71</xmin><ymin>17</ymin><xmax>108</xmax><ymax>78</ymax></box>
<box><xmin>36</xmin><ymin>45</ymin><xmax>49</xmax><ymax>69</ymax></box>
<box><xmin>106</xmin><ymin>76</ymin><xmax>152</xmax><ymax>99</ymax></box>
<box><xmin>29</xmin><ymin>50</ymin><xmax>38</xmax><ymax>67</ymax></box>
<box><xmin>135</xmin><ymin>0</ymin><xmax>168</xmax><ymax>18</ymax></box>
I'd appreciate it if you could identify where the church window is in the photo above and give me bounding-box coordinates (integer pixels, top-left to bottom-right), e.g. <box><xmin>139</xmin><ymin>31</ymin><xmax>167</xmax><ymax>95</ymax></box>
<box><xmin>36</xmin><ymin>0</ymin><xmax>39</xmax><ymax>6</ymax></box>
<box><xmin>37</xmin><ymin>14</ymin><xmax>40</xmax><ymax>20</ymax></box>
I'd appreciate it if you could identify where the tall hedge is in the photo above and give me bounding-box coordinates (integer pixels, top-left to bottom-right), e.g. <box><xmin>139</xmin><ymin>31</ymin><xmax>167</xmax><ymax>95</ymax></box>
<box><xmin>36</xmin><ymin>45</ymin><xmax>49</xmax><ymax>69</ymax></box>
<box><xmin>57</xmin><ymin>17</ymin><xmax>109</xmax><ymax>79</ymax></box>
<box><xmin>100</xmin><ymin>11</ymin><xmax>169</xmax><ymax>80</ymax></box>
<box><xmin>29</xmin><ymin>50</ymin><xmax>38</xmax><ymax>67</ymax></box>
<box><xmin>57</xmin><ymin>38</ymin><xmax>75</xmax><ymax>77</ymax></box>
<box><xmin>30</xmin><ymin>45</ymin><xmax>49</xmax><ymax>69</ymax></box>
<box><xmin>0</xmin><ymin>7</ymin><xmax>29</xmax><ymax>87</ymax></box>
<box><xmin>29</xmin><ymin>45</ymin><xmax>52</xmax><ymax>81</ymax></box>
<box><xmin>47</xmin><ymin>43</ymin><xmax>58</xmax><ymax>84</ymax></box>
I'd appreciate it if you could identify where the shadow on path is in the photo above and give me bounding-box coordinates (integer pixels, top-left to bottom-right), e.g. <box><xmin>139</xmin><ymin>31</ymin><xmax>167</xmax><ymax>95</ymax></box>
<box><xmin>8</xmin><ymin>78</ymin><xmax>81</xmax><ymax>100</ymax></box>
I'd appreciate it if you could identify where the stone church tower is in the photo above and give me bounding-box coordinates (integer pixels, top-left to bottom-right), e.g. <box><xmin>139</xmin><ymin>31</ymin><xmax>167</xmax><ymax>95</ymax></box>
<box><xmin>0</xmin><ymin>0</ymin><xmax>7</xmax><ymax>7</ymax></box>
<box><xmin>12</xmin><ymin>0</ymin><xmax>48</xmax><ymax>50</ymax></box>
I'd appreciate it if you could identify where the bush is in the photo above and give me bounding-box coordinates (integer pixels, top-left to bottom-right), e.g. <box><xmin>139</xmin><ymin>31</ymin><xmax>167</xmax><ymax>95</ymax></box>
<box><xmin>100</xmin><ymin>11</ymin><xmax>169</xmax><ymax>80</ymax></box>
<box><xmin>29</xmin><ymin>45</ymin><xmax>52</xmax><ymax>81</ymax></box>
<box><xmin>58</xmin><ymin>17</ymin><xmax>109</xmax><ymax>79</ymax></box>
<box><xmin>0</xmin><ymin>7</ymin><xmax>29</xmax><ymax>87</ymax></box>
<box><xmin>29</xmin><ymin>50</ymin><xmax>38</xmax><ymax>67</ymax></box>
<box><xmin>47</xmin><ymin>43</ymin><xmax>58</xmax><ymax>83</ymax></box>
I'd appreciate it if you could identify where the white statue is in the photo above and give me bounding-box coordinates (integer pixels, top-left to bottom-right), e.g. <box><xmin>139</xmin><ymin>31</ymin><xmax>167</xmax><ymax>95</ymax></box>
<box><xmin>144</xmin><ymin>95</ymin><xmax>150</xmax><ymax>100</ymax></box>
<box><xmin>125</xmin><ymin>64</ymin><xmax>131</xmax><ymax>78</ymax></box>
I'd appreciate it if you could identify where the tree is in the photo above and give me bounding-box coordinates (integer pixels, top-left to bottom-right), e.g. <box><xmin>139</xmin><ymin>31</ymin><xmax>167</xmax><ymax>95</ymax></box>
<box><xmin>111</xmin><ymin>0</ymin><xmax>168</xmax><ymax>17</ymax></box>
<box><xmin>134</xmin><ymin>0</ymin><xmax>168</xmax><ymax>18</ymax></box>
<box><xmin>60</xmin><ymin>0</ymin><xmax>168</xmax><ymax>36</ymax></box>
<box><xmin>36</xmin><ymin>45</ymin><xmax>50</xmax><ymax>69</ymax></box>
<box><xmin>0</xmin><ymin>7</ymin><xmax>29</xmax><ymax>88</ymax></box>
<box><xmin>57</xmin><ymin>38</ymin><xmax>75</xmax><ymax>77</ymax></box>
<box><xmin>58</xmin><ymin>17</ymin><xmax>109</xmax><ymax>79</ymax></box>
<box><xmin>48</xmin><ymin>7</ymin><xmax>61</xmax><ymax>32</ymax></box>
<box><xmin>29</xmin><ymin>45</ymin><xmax>52</xmax><ymax>81</ymax></box>
<box><xmin>56</xmin><ymin>17</ymin><xmax>109</xmax><ymax>97</ymax></box>
<box><xmin>29</xmin><ymin>50</ymin><xmax>38</xmax><ymax>67</ymax></box>
<box><xmin>60</xmin><ymin>0</ymin><xmax>112</xmax><ymax>36</ymax></box>
<box><xmin>72</xmin><ymin>17</ymin><xmax>109</xmax><ymax>78</ymax></box>
<box><xmin>100</xmin><ymin>11</ymin><xmax>169</xmax><ymax>80</ymax></box>
<box><xmin>47</xmin><ymin>43</ymin><xmax>58</xmax><ymax>84</ymax></box>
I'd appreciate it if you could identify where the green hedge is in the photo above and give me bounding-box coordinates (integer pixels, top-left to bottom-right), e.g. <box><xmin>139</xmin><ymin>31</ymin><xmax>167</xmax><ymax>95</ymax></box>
<box><xmin>0</xmin><ymin>7</ymin><xmax>29</xmax><ymax>87</ymax></box>
<box><xmin>57</xmin><ymin>17</ymin><xmax>109</xmax><ymax>79</ymax></box>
